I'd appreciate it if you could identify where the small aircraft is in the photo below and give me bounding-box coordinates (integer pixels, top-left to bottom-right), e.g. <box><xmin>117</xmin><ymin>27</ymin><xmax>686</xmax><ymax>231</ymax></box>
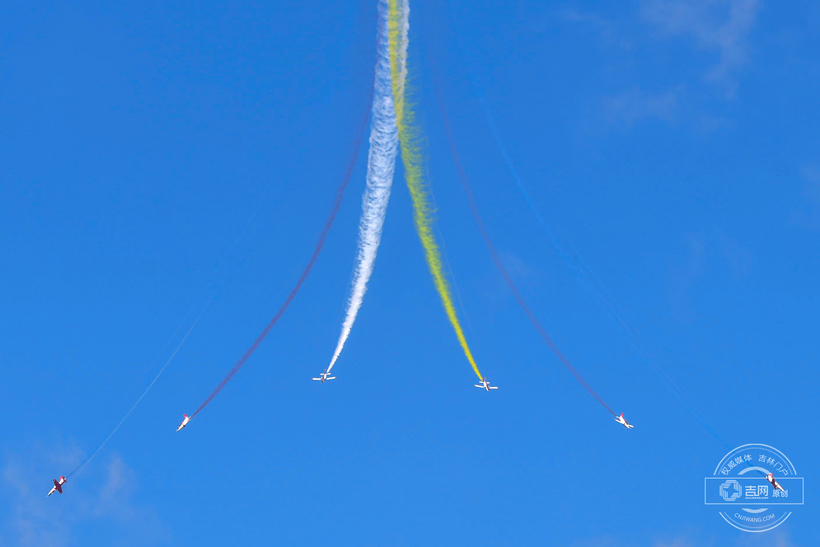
<box><xmin>312</xmin><ymin>370</ymin><xmax>336</xmax><ymax>383</ymax></box>
<box><xmin>474</xmin><ymin>378</ymin><xmax>499</xmax><ymax>392</ymax></box>
<box><xmin>47</xmin><ymin>476</ymin><xmax>66</xmax><ymax>497</ymax></box>
<box><xmin>767</xmin><ymin>473</ymin><xmax>785</xmax><ymax>492</ymax></box>
<box><xmin>176</xmin><ymin>414</ymin><xmax>191</xmax><ymax>432</ymax></box>
<box><xmin>614</xmin><ymin>413</ymin><xmax>634</xmax><ymax>429</ymax></box>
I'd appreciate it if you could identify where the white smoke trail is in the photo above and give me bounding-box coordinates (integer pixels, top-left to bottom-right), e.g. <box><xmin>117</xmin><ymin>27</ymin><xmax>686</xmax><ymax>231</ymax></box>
<box><xmin>326</xmin><ymin>1</ymin><xmax>399</xmax><ymax>373</ymax></box>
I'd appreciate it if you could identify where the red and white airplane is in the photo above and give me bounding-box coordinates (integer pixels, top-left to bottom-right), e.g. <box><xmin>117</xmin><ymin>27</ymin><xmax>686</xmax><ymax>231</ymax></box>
<box><xmin>767</xmin><ymin>473</ymin><xmax>785</xmax><ymax>492</ymax></box>
<box><xmin>47</xmin><ymin>476</ymin><xmax>66</xmax><ymax>497</ymax></box>
<box><xmin>614</xmin><ymin>413</ymin><xmax>634</xmax><ymax>429</ymax></box>
<box><xmin>474</xmin><ymin>378</ymin><xmax>499</xmax><ymax>392</ymax></box>
<box><xmin>176</xmin><ymin>414</ymin><xmax>191</xmax><ymax>432</ymax></box>
<box><xmin>312</xmin><ymin>370</ymin><xmax>336</xmax><ymax>383</ymax></box>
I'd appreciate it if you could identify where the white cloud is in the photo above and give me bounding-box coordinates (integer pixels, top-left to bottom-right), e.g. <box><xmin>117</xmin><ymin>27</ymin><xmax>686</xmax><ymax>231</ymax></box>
<box><xmin>655</xmin><ymin>540</ymin><xmax>698</xmax><ymax>547</ymax></box>
<box><xmin>561</xmin><ymin>8</ymin><xmax>634</xmax><ymax>49</ymax></box>
<box><xmin>667</xmin><ymin>232</ymin><xmax>708</xmax><ymax>309</ymax></box>
<box><xmin>568</xmin><ymin>527</ymin><xmax>801</xmax><ymax>547</ymax></box>
<box><xmin>800</xmin><ymin>165</ymin><xmax>820</xmax><ymax>184</ymax></box>
<box><xmin>640</xmin><ymin>0</ymin><xmax>760</xmax><ymax>97</ymax></box>
<box><xmin>1</xmin><ymin>446</ymin><xmax>167</xmax><ymax>547</ymax></box>
<box><xmin>603</xmin><ymin>86</ymin><xmax>685</xmax><ymax>125</ymax></box>
<box><xmin>664</xmin><ymin>229</ymin><xmax>753</xmax><ymax>319</ymax></box>
<box><xmin>734</xmin><ymin>526</ymin><xmax>801</xmax><ymax>547</ymax></box>
<box><xmin>789</xmin><ymin>164</ymin><xmax>820</xmax><ymax>231</ymax></box>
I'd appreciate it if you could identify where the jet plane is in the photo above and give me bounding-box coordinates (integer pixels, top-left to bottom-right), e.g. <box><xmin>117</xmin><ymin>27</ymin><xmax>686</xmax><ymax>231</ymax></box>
<box><xmin>614</xmin><ymin>413</ymin><xmax>634</xmax><ymax>429</ymax></box>
<box><xmin>312</xmin><ymin>370</ymin><xmax>336</xmax><ymax>383</ymax></box>
<box><xmin>47</xmin><ymin>476</ymin><xmax>66</xmax><ymax>497</ymax></box>
<box><xmin>767</xmin><ymin>473</ymin><xmax>785</xmax><ymax>492</ymax></box>
<box><xmin>177</xmin><ymin>414</ymin><xmax>191</xmax><ymax>432</ymax></box>
<box><xmin>474</xmin><ymin>378</ymin><xmax>499</xmax><ymax>392</ymax></box>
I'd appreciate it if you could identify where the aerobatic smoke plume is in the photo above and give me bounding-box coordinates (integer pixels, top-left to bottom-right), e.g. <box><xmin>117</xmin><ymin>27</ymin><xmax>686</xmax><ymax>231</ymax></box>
<box><xmin>190</xmin><ymin>91</ymin><xmax>373</xmax><ymax>419</ymax></box>
<box><xmin>438</xmin><ymin>9</ymin><xmax>726</xmax><ymax>431</ymax></box>
<box><xmin>433</xmin><ymin>73</ymin><xmax>616</xmax><ymax>415</ymax></box>
<box><xmin>388</xmin><ymin>0</ymin><xmax>485</xmax><ymax>382</ymax></box>
<box><xmin>326</xmin><ymin>0</ymin><xmax>399</xmax><ymax>374</ymax></box>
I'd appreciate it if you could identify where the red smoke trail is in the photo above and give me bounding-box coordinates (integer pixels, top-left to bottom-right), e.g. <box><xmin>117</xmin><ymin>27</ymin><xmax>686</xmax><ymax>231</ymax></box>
<box><xmin>433</xmin><ymin>79</ymin><xmax>615</xmax><ymax>416</ymax></box>
<box><xmin>191</xmin><ymin>96</ymin><xmax>372</xmax><ymax>419</ymax></box>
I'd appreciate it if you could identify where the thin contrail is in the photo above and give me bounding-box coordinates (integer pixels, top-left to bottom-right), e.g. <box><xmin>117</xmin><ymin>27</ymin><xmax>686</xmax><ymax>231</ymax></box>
<box><xmin>68</xmin><ymin>298</ymin><xmax>213</xmax><ymax>479</ymax></box>
<box><xmin>433</xmin><ymin>73</ymin><xmax>616</xmax><ymax>414</ymax></box>
<box><xmin>441</xmin><ymin>3</ymin><xmax>729</xmax><ymax>437</ymax></box>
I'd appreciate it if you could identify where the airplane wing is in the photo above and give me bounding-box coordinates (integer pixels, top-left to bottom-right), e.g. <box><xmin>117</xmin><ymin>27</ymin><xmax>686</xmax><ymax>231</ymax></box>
<box><xmin>474</xmin><ymin>384</ymin><xmax>484</xmax><ymax>388</ymax></box>
<box><xmin>312</xmin><ymin>378</ymin><xmax>322</xmax><ymax>381</ymax></box>
<box><xmin>489</xmin><ymin>386</ymin><xmax>499</xmax><ymax>389</ymax></box>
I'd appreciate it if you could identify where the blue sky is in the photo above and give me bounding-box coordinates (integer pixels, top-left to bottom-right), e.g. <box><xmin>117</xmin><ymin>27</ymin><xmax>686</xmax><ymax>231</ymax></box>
<box><xmin>1</xmin><ymin>0</ymin><xmax>817</xmax><ymax>545</ymax></box>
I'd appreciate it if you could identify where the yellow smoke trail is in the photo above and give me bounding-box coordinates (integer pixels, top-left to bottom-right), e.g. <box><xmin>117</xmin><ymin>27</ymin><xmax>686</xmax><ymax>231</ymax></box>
<box><xmin>388</xmin><ymin>0</ymin><xmax>483</xmax><ymax>381</ymax></box>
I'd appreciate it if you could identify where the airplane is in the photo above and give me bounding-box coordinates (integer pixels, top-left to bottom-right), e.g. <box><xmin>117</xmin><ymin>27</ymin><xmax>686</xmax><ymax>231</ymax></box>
<box><xmin>614</xmin><ymin>413</ymin><xmax>634</xmax><ymax>429</ymax></box>
<box><xmin>312</xmin><ymin>370</ymin><xmax>336</xmax><ymax>383</ymax></box>
<box><xmin>47</xmin><ymin>476</ymin><xmax>66</xmax><ymax>497</ymax></box>
<box><xmin>474</xmin><ymin>378</ymin><xmax>498</xmax><ymax>392</ymax></box>
<box><xmin>176</xmin><ymin>414</ymin><xmax>191</xmax><ymax>432</ymax></box>
<box><xmin>767</xmin><ymin>473</ymin><xmax>785</xmax><ymax>492</ymax></box>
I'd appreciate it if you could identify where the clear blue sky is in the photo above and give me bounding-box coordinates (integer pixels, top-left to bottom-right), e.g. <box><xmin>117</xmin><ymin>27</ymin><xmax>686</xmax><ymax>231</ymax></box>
<box><xmin>1</xmin><ymin>1</ymin><xmax>817</xmax><ymax>545</ymax></box>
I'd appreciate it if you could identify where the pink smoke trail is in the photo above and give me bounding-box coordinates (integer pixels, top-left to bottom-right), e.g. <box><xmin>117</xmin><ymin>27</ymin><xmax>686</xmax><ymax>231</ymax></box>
<box><xmin>191</xmin><ymin>95</ymin><xmax>373</xmax><ymax>419</ymax></box>
<box><xmin>434</xmin><ymin>75</ymin><xmax>616</xmax><ymax>416</ymax></box>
